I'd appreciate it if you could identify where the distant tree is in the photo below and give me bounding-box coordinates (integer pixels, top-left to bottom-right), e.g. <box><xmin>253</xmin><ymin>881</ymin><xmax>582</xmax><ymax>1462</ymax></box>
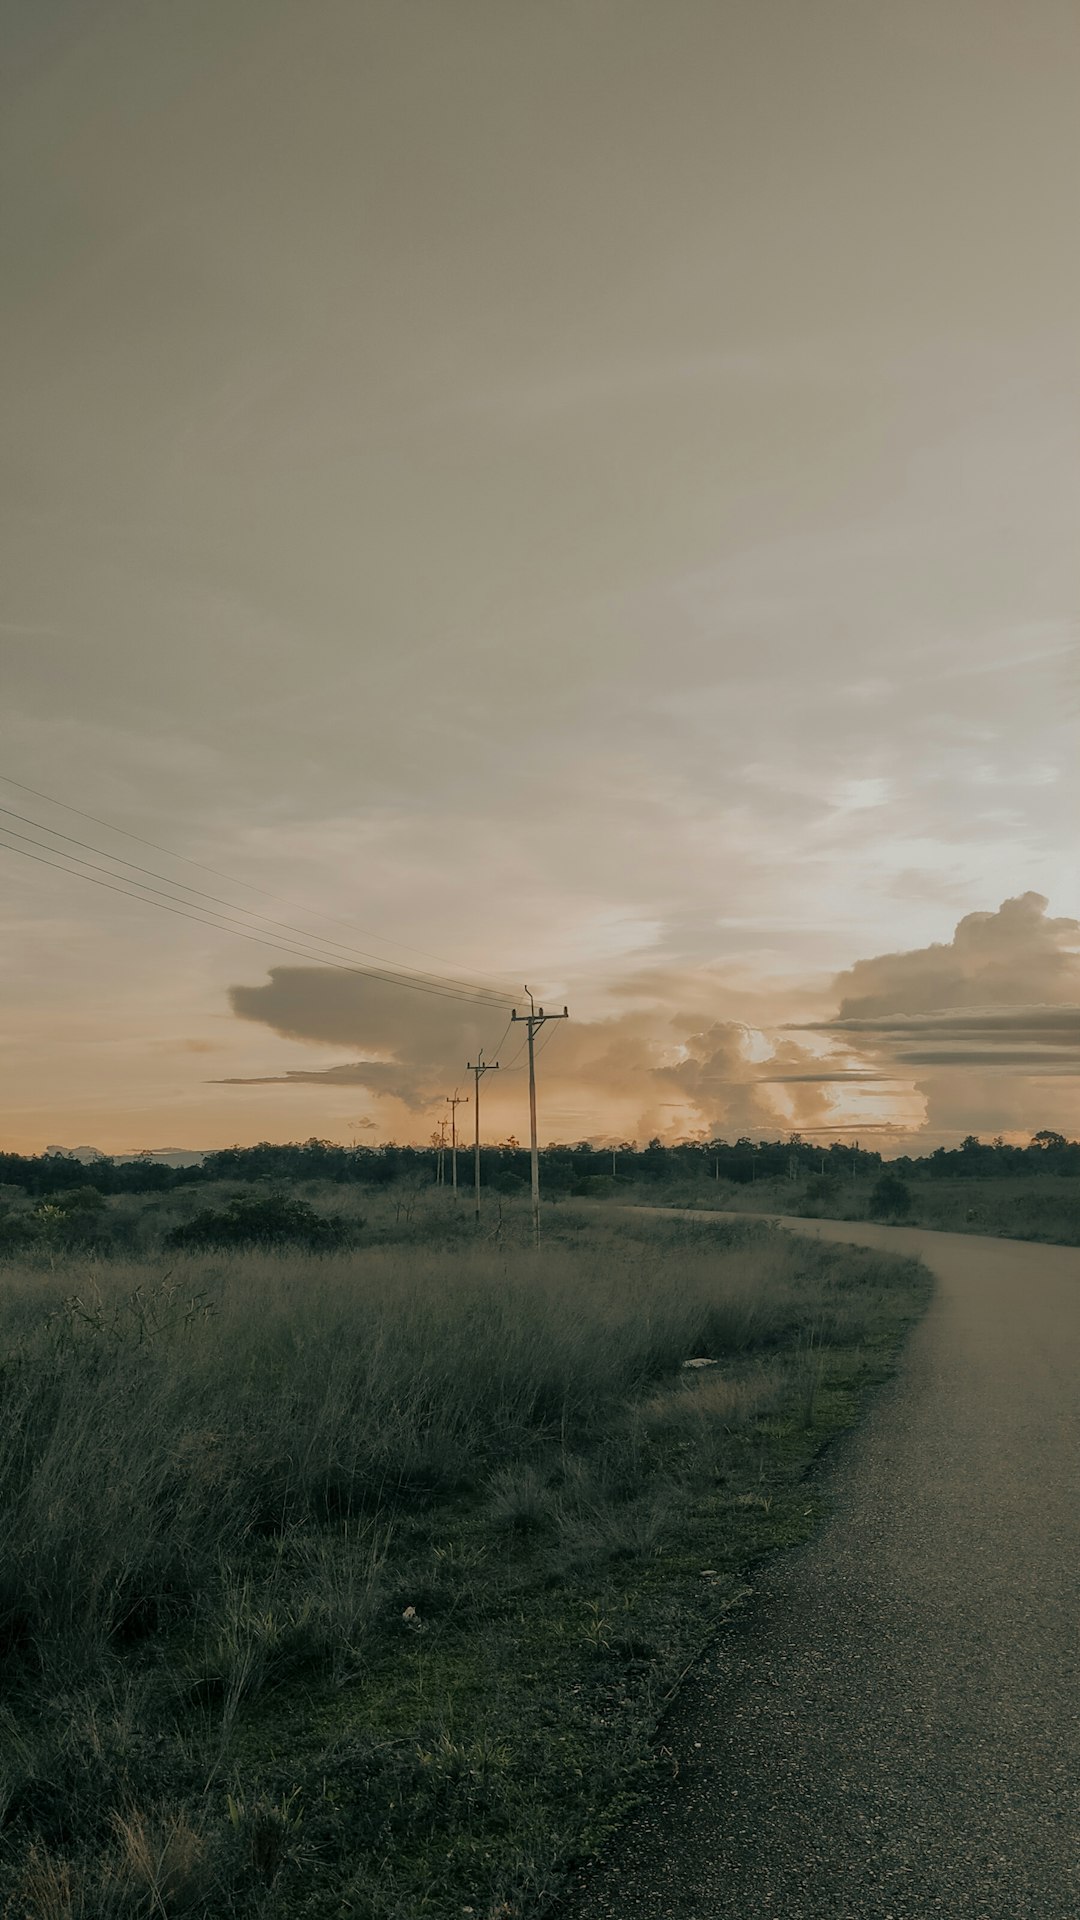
<box><xmin>1031</xmin><ymin>1130</ymin><xmax>1067</xmax><ymax>1150</ymax></box>
<box><xmin>868</xmin><ymin>1172</ymin><xmax>912</xmax><ymax>1220</ymax></box>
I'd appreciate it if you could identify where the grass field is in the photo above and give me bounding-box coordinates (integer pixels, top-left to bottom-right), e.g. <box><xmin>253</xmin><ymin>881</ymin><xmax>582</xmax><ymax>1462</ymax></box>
<box><xmin>644</xmin><ymin>1173</ymin><xmax>1080</xmax><ymax>1246</ymax></box>
<box><xmin>0</xmin><ymin>1198</ymin><xmax>928</xmax><ymax>1919</ymax></box>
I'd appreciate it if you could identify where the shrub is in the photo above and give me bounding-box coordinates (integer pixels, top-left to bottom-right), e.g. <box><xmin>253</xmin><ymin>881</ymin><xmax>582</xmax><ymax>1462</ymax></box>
<box><xmin>868</xmin><ymin>1172</ymin><xmax>912</xmax><ymax>1220</ymax></box>
<box><xmin>0</xmin><ymin>1198</ymin><xmax>111</xmax><ymax>1257</ymax></box>
<box><xmin>801</xmin><ymin>1174</ymin><xmax>841</xmax><ymax>1215</ymax></box>
<box><xmin>0</xmin><ymin>1204</ymin><xmax>32</xmax><ymax>1254</ymax></box>
<box><xmin>164</xmin><ymin>1192</ymin><xmax>350</xmax><ymax>1252</ymax></box>
<box><xmin>50</xmin><ymin>1186</ymin><xmax>107</xmax><ymax>1216</ymax></box>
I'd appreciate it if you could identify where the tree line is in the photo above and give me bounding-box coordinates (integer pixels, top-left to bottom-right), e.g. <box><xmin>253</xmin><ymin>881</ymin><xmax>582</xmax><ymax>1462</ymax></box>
<box><xmin>1</xmin><ymin>1129</ymin><xmax>1077</xmax><ymax>1198</ymax></box>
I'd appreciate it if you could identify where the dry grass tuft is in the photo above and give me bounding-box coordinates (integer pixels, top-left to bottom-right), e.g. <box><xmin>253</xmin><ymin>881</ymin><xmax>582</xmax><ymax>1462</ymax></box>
<box><xmin>109</xmin><ymin>1808</ymin><xmax>209</xmax><ymax>1914</ymax></box>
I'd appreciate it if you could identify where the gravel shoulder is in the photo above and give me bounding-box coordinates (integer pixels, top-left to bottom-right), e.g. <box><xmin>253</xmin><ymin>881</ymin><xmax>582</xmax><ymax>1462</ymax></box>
<box><xmin>559</xmin><ymin>1216</ymin><xmax>1080</xmax><ymax>1920</ymax></box>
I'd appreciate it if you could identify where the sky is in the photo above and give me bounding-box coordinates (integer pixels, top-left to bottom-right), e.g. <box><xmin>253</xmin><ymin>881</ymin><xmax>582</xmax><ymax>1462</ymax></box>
<box><xmin>2</xmin><ymin>0</ymin><xmax>1078</xmax><ymax>1157</ymax></box>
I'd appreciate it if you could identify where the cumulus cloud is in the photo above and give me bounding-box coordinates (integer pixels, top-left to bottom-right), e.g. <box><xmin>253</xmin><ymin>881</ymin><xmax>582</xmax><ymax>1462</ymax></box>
<box><xmin>828</xmin><ymin>892</ymin><xmax>1080</xmax><ymax>1020</ymax></box>
<box><xmin>794</xmin><ymin>893</ymin><xmax>1080</xmax><ymax>1138</ymax></box>
<box><xmin>219</xmin><ymin>895</ymin><xmax>1080</xmax><ymax>1146</ymax></box>
<box><xmin>219</xmin><ymin>965</ymin><xmax>829</xmax><ymax>1141</ymax></box>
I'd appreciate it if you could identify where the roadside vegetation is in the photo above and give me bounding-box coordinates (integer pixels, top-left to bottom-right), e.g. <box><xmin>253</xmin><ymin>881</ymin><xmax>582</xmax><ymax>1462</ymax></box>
<box><xmin>658</xmin><ymin>1168</ymin><xmax>1080</xmax><ymax>1246</ymax></box>
<box><xmin>3</xmin><ymin>1129</ymin><xmax>1078</xmax><ymax>1253</ymax></box>
<box><xmin>0</xmin><ymin>1198</ymin><xmax>928</xmax><ymax>1918</ymax></box>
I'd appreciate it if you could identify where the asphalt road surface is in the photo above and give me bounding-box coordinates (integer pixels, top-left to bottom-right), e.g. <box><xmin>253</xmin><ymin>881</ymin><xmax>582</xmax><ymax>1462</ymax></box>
<box><xmin>560</xmin><ymin>1216</ymin><xmax>1080</xmax><ymax>1920</ymax></box>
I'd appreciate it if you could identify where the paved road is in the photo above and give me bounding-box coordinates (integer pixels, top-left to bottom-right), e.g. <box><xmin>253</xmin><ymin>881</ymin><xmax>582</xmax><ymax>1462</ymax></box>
<box><xmin>560</xmin><ymin>1216</ymin><xmax>1080</xmax><ymax>1920</ymax></box>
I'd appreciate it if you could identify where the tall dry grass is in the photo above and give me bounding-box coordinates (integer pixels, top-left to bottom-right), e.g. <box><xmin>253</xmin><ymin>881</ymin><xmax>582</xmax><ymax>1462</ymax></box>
<box><xmin>0</xmin><ymin>1210</ymin><xmax>901</xmax><ymax>1675</ymax></box>
<box><xmin>0</xmin><ymin>1205</ymin><xmax>923</xmax><ymax>1917</ymax></box>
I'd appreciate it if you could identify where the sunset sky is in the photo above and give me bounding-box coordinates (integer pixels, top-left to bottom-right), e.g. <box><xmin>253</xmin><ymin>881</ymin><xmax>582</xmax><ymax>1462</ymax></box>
<box><xmin>3</xmin><ymin>1</ymin><xmax>1078</xmax><ymax>1156</ymax></box>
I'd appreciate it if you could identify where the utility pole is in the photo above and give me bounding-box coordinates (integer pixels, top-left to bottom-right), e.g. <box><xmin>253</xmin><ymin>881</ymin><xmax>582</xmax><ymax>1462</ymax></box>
<box><xmin>446</xmin><ymin>1091</ymin><xmax>468</xmax><ymax>1193</ymax></box>
<box><xmin>466</xmin><ymin>1052</ymin><xmax>500</xmax><ymax>1222</ymax></box>
<box><xmin>431</xmin><ymin>1118</ymin><xmax>448</xmax><ymax>1186</ymax></box>
<box><xmin>510</xmin><ymin>987</ymin><xmax>569</xmax><ymax>1247</ymax></box>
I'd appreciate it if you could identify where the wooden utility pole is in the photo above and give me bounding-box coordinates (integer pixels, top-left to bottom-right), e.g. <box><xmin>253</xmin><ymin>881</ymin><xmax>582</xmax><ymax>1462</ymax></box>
<box><xmin>510</xmin><ymin>987</ymin><xmax>569</xmax><ymax>1247</ymax></box>
<box><xmin>446</xmin><ymin>1090</ymin><xmax>468</xmax><ymax>1192</ymax></box>
<box><xmin>466</xmin><ymin>1052</ymin><xmax>500</xmax><ymax>1222</ymax></box>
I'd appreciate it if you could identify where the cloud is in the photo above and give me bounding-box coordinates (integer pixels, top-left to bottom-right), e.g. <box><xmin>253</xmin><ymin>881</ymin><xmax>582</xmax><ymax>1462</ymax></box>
<box><xmin>221</xmin><ymin>965</ymin><xmax>828</xmax><ymax>1141</ymax></box>
<box><xmin>793</xmin><ymin>893</ymin><xmax>1080</xmax><ymax>1139</ymax></box>
<box><xmin>891</xmin><ymin>1049</ymin><xmax>1080</xmax><ymax>1072</ymax></box>
<box><xmin>226</xmin><ymin>969</ymin><xmax>511</xmax><ymax>1109</ymax></box>
<box><xmin>212</xmin><ymin>1062</ymin><xmax>423</xmax><ymax>1092</ymax></box>
<box><xmin>756</xmin><ymin>1069</ymin><xmax>897</xmax><ymax>1083</ymax></box>
<box><xmin>221</xmin><ymin>894</ymin><xmax>1080</xmax><ymax>1148</ymax></box>
<box><xmin>812</xmin><ymin>1008</ymin><xmax>1080</xmax><ymax>1036</ymax></box>
<box><xmin>828</xmin><ymin>893</ymin><xmax>1080</xmax><ymax>1019</ymax></box>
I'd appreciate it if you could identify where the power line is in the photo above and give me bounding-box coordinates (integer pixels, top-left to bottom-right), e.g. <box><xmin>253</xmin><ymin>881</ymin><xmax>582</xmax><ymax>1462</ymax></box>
<box><xmin>0</xmin><ymin>770</ymin><xmax>519</xmax><ymax>998</ymax></box>
<box><xmin>0</xmin><ymin>803</ymin><xmax>513</xmax><ymax>1008</ymax></box>
<box><xmin>533</xmin><ymin>1022</ymin><xmax>561</xmax><ymax>1060</ymax></box>
<box><xmin>499</xmin><ymin>1033</ymin><xmax>530</xmax><ymax>1072</ymax></box>
<box><xmin>486</xmin><ymin>1016</ymin><xmax>516</xmax><ymax>1062</ymax></box>
<box><xmin>0</xmin><ymin>834</ymin><xmax>514</xmax><ymax>1008</ymax></box>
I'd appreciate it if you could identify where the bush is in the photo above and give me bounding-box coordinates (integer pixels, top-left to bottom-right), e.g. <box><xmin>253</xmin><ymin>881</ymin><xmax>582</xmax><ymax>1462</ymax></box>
<box><xmin>164</xmin><ymin>1192</ymin><xmax>351</xmax><ymax>1252</ymax></box>
<box><xmin>801</xmin><ymin>1174</ymin><xmax>841</xmax><ymax>1215</ymax></box>
<box><xmin>868</xmin><ymin>1172</ymin><xmax>912</xmax><ymax>1220</ymax></box>
<box><xmin>0</xmin><ymin>1204</ymin><xmax>32</xmax><ymax>1254</ymax></box>
<box><xmin>571</xmin><ymin>1175</ymin><xmax>617</xmax><ymax>1199</ymax></box>
<box><xmin>50</xmin><ymin>1186</ymin><xmax>107</xmax><ymax>1215</ymax></box>
<box><xmin>1</xmin><ymin>1196</ymin><xmax>111</xmax><ymax>1257</ymax></box>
